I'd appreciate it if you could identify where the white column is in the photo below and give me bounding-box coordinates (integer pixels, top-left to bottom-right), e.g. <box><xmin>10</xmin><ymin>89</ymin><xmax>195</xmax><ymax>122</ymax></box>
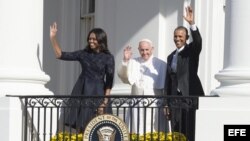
<box><xmin>0</xmin><ymin>0</ymin><xmax>52</xmax><ymax>140</ymax></box>
<box><xmin>0</xmin><ymin>0</ymin><xmax>51</xmax><ymax>95</ymax></box>
<box><xmin>211</xmin><ymin>0</ymin><xmax>250</xmax><ymax>96</ymax></box>
<box><xmin>196</xmin><ymin>1</ymin><xmax>250</xmax><ymax>141</ymax></box>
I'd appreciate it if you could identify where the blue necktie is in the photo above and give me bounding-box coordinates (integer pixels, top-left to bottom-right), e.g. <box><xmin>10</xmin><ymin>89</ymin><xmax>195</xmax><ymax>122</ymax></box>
<box><xmin>171</xmin><ymin>51</ymin><xmax>178</xmax><ymax>72</ymax></box>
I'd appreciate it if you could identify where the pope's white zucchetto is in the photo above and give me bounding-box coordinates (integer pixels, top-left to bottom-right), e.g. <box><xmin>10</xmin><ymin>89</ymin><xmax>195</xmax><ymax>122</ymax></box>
<box><xmin>139</xmin><ymin>38</ymin><xmax>153</xmax><ymax>47</ymax></box>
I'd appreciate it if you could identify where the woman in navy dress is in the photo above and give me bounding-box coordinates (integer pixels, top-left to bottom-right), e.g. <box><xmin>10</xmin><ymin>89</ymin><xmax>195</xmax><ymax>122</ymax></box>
<box><xmin>50</xmin><ymin>22</ymin><xmax>114</xmax><ymax>132</ymax></box>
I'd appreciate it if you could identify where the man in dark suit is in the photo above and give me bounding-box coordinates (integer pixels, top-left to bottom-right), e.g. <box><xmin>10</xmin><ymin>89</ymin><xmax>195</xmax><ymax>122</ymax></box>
<box><xmin>165</xmin><ymin>6</ymin><xmax>205</xmax><ymax>141</ymax></box>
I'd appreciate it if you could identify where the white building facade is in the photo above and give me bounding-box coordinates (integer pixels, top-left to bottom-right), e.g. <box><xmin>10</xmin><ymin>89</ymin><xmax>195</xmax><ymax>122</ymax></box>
<box><xmin>1</xmin><ymin>0</ymin><xmax>250</xmax><ymax>140</ymax></box>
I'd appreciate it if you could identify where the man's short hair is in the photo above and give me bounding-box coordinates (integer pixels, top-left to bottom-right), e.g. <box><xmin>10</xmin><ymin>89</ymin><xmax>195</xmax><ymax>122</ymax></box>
<box><xmin>174</xmin><ymin>26</ymin><xmax>189</xmax><ymax>40</ymax></box>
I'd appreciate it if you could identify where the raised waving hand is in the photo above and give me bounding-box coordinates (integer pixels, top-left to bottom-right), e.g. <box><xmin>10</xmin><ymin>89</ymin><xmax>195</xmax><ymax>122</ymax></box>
<box><xmin>49</xmin><ymin>22</ymin><xmax>62</xmax><ymax>58</ymax></box>
<box><xmin>123</xmin><ymin>46</ymin><xmax>133</xmax><ymax>62</ymax></box>
<box><xmin>183</xmin><ymin>6</ymin><xmax>194</xmax><ymax>25</ymax></box>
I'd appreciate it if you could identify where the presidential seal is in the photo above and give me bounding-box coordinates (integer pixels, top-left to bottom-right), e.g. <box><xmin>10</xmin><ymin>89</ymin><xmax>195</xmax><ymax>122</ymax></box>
<box><xmin>83</xmin><ymin>114</ymin><xmax>130</xmax><ymax>141</ymax></box>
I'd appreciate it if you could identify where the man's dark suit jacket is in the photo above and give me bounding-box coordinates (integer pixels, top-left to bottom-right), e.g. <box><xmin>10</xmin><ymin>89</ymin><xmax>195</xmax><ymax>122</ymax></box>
<box><xmin>165</xmin><ymin>27</ymin><xmax>205</xmax><ymax>141</ymax></box>
<box><xmin>166</xmin><ymin>28</ymin><xmax>204</xmax><ymax>96</ymax></box>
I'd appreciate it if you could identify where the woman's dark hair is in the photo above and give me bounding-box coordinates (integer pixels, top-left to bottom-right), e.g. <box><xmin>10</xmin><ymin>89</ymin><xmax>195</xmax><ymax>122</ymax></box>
<box><xmin>85</xmin><ymin>28</ymin><xmax>110</xmax><ymax>54</ymax></box>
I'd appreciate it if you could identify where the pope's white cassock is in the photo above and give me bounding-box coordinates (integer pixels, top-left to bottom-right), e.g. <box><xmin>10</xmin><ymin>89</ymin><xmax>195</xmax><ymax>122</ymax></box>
<box><xmin>118</xmin><ymin>55</ymin><xmax>168</xmax><ymax>134</ymax></box>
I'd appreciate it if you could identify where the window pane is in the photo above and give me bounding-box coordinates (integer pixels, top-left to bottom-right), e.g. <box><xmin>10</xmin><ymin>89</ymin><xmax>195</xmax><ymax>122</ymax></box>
<box><xmin>81</xmin><ymin>0</ymin><xmax>87</xmax><ymax>16</ymax></box>
<box><xmin>88</xmin><ymin>0</ymin><xmax>95</xmax><ymax>13</ymax></box>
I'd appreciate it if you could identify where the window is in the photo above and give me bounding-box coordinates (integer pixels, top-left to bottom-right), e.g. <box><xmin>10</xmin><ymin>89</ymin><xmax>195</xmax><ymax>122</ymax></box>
<box><xmin>80</xmin><ymin>0</ymin><xmax>95</xmax><ymax>48</ymax></box>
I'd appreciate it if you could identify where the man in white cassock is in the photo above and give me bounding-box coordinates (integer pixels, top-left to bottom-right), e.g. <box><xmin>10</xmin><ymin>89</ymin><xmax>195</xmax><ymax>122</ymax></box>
<box><xmin>118</xmin><ymin>39</ymin><xmax>168</xmax><ymax>135</ymax></box>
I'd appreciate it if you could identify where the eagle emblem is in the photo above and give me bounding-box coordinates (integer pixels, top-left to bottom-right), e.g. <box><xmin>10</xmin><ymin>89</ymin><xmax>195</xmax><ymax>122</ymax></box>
<box><xmin>97</xmin><ymin>126</ymin><xmax>116</xmax><ymax>141</ymax></box>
